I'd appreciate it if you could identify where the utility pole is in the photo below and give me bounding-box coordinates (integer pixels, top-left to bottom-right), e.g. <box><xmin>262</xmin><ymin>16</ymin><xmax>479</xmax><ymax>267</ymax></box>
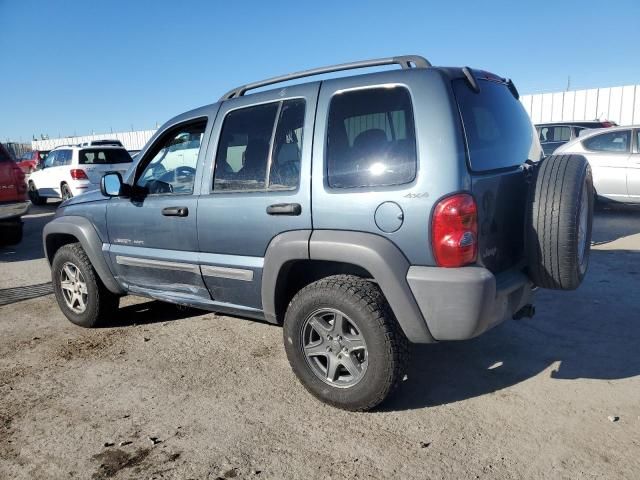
<box><xmin>566</xmin><ymin>75</ymin><xmax>571</xmax><ymax>92</ymax></box>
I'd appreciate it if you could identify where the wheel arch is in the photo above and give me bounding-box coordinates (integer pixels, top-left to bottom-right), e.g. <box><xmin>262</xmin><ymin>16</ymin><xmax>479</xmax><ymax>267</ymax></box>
<box><xmin>43</xmin><ymin>216</ymin><xmax>125</xmax><ymax>295</ymax></box>
<box><xmin>262</xmin><ymin>230</ymin><xmax>434</xmax><ymax>343</ymax></box>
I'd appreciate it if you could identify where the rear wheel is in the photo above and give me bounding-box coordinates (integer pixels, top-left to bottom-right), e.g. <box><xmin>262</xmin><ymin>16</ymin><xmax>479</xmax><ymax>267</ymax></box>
<box><xmin>28</xmin><ymin>181</ymin><xmax>46</xmax><ymax>206</ymax></box>
<box><xmin>527</xmin><ymin>154</ymin><xmax>594</xmax><ymax>290</ymax></box>
<box><xmin>52</xmin><ymin>243</ymin><xmax>119</xmax><ymax>327</ymax></box>
<box><xmin>283</xmin><ymin>275</ymin><xmax>409</xmax><ymax>411</ymax></box>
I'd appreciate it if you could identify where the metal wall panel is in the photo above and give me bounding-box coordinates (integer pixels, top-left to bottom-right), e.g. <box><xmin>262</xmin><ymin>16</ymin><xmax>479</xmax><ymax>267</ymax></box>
<box><xmin>28</xmin><ymin>84</ymin><xmax>640</xmax><ymax>152</ymax></box>
<box><xmin>522</xmin><ymin>84</ymin><xmax>640</xmax><ymax>126</ymax></box>
<box><xmin>32</xmin><ymin>129</ymin><xmax>157</xmax><ymax>151</ymax></box>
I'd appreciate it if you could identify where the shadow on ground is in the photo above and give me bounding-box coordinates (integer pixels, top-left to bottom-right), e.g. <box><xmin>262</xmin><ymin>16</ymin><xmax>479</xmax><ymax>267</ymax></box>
<box><xmin>100</xmin><ymin>300</ymin><xmax>208</xmax><ymax>328</ymax></box>
<box><xmin>591</xmin><ymin>203</ymin><xmax>640</xmax><ymax>245</ymax></box>
<box><xmin>383</xmin><ymin>246</ymin><xmax>640</xmax><ymax>411</ymax></box>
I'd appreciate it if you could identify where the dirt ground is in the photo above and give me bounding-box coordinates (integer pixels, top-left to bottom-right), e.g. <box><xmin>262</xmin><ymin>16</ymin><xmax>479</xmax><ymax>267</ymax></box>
<box><xmin>1</xmin><ymin>201</ymin><xmax>639</xmax><ymax>479</ymax></box>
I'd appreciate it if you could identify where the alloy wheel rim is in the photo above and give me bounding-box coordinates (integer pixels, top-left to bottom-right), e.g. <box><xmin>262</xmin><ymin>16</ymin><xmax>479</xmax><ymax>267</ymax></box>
<box><xmin>301</xmin><ymin>308</ymin><xmax>368</xmax><ymax>388</ymax></box>
<box><xmin>60</xmin><ymin>262</ymin><xmax>88</xmax><ymax>314</ymax></box>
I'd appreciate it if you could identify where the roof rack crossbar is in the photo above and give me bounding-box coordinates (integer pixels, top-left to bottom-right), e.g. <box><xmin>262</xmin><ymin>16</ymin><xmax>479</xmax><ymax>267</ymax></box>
<box><xmin>219</xmin><ymin>55</ymin><xmax>431</xmax><ymax>101</ymax></box>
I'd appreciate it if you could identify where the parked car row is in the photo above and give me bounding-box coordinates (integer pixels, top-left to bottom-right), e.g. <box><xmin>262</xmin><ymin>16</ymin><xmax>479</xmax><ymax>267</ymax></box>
<box><xmin>536</xmin><ymin>120</ymin><xmax>616</xmax><ymax>155</ymax></box>
<box><xmin>534</xmin><ymin>121</ymin><xmax>639</xmax><ymax>204</ymax></box>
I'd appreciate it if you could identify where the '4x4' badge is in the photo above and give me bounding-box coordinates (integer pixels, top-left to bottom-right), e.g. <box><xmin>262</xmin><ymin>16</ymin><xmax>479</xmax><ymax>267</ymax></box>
<box><xmin>404</xmin><ymin>192</ymin><xmax>429</xmax><ymax>199</ymax></box>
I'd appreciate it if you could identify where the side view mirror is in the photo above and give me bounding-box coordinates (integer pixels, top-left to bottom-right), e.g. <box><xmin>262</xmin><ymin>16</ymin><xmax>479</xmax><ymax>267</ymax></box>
<box><xmin>101</xmin><ymin>172</ymin><xmax>124</xmax><ymax>197</ymax></box>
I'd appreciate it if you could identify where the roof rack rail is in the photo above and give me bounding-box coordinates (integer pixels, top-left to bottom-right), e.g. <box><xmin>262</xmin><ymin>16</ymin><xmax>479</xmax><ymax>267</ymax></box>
<box><xmin>219</xmin><ymin>55</ymin><xmax>431</xmax><ymax>101</ymax></box>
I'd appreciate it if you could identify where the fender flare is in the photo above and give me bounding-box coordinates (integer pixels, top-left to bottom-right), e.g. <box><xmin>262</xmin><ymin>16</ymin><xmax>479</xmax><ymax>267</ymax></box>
<box><xmin>262</xmin><ymin>230</ymin><xmax>312</xmax><ymax>324</ymax></box>
<box><xmin>43</xmin><ymin>215</ymin><xmax>125</xmax><ymax>295</ymax></box>
<box><xmin>262</xmin><ymin>229</ymin><xmax>434</xmax><ymax>343</ymax></box>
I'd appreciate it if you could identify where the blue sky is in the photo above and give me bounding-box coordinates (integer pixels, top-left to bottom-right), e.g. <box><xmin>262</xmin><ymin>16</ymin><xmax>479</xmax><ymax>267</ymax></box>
<box><xmin>1</xmin><ymin>0</ymin><xmax>639</xmax><ymax>142</ymax></box>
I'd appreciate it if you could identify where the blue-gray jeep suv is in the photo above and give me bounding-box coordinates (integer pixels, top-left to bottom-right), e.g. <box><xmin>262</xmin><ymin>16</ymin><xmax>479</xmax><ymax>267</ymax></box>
<box><xmin>43</xmin><ymin>56</ymin><xmax>594</xmax><ymax>410</ymax></box>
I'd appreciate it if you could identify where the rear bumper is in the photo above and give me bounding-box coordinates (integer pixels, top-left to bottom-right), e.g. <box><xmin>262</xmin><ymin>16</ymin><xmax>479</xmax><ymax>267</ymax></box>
<box><xmin>0</xmin><ymin>200</ymin><xmax>30</xmax><ymax>222</ymax></box>
<box><xmin>407</xmin><ymin>266</ymin><xmax>534</xmax><ymax>341</ymax></box>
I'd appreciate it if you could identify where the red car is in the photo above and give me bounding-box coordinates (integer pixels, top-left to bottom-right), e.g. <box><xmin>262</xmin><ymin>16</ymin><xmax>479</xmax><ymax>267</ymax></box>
<box><xmin>0</xmin><ymin>143</ymin><xmax>29</xmax><ymax>245</ymax></box>
<box><xmin>16</xmin><ymin>150</ymin><xmax>49</xmax><ymax>174</ymax></box>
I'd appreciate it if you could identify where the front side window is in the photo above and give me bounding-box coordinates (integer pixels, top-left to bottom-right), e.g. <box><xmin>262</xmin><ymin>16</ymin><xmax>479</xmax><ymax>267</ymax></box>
<box><xmin>136</xmin><ymin>120</ymin><xmax>207</xmax><ymax>195</ymax></box>
<box><xmin>44</xmin><ymin>151</ymin><xmax>57</xmax><ymax>168</ymax></box>
<box><xmin>583</xmin><ymin>130</ymin><xmax>630</xmax><ymax>153</ymax></box>
<box><xmin>80</xmin><ymin>149</ymin><xmax>132</xmax><ymax>165</ymax></box>
<box><xmin>56</xmin><ymin>150</ymin><xmax>72</xmax><ymax>166</ymax></box>
<box><xmin>326</xmin><ymin>87</ymin><xmax>416</xmax><ymax>188</ymax></box>
<box><xmin>213</xmin><ymin>99</ymin><xmax>305</xmax><ymax>192</ymax></box>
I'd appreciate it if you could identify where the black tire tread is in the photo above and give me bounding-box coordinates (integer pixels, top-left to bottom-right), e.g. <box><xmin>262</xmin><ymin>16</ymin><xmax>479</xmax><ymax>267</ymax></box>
<box><xmin>52</xmin><ymin>243</ymin><xmax>119</xmax><ymax>327</ymax></box>
<box><xmin>285</xmin><ymin>275</ymin><xmax>409</xmax><ymax>411</ymax></box>
<box><xmin>527</xmin><ymin>154</ymin><xmax>592</xmax><ymax>290</ymax></box>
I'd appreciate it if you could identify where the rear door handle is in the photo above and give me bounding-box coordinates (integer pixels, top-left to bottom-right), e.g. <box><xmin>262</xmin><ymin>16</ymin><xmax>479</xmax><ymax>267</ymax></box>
<box><xmin>162</xmin><ymin>206</ymin><xmax>189</xmax><ymax>217</ymax></box>
<box><xmin>266</xmin><ymin>203</ymin><xmax>302</xmax><ymax>216</ymax></box>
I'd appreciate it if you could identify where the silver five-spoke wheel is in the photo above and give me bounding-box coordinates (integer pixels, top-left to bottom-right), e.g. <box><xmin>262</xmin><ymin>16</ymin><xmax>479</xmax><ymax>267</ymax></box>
<box><xmin>301</xmin><ymin>308</ymin><xmax>368</xmax><ymax>388</ymax></box>
<box><xmin>59</xmin><ymin>262</ymin><xmax>88</xmax><ymax>314</ymax></box>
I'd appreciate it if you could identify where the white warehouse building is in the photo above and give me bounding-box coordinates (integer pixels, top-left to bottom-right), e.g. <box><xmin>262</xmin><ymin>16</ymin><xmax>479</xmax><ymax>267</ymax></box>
<box><xmin>32</xmin><ymin>84</ymin><xmax>640</xmax><ymax>152</ymax></box>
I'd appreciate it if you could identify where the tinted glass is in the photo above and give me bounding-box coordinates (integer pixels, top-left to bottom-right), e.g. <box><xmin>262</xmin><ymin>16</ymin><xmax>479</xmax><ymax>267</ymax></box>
<box><xmin>136</xmin><ymin>120</ymin><xmax>206</xmax><ymax>194</ymax></box>
<box><xmin>213</xmin><ymin>102</ymin><xmax>279</xmax><ymax>191</ymax></box>
<box><xmin>539</xmin><ymin>126</ymin><xmax>571</xmax><ymax>143</ymax></box>
<box><xmin>327</xmin><ymin>87</ymin><xmax>416</xmax><ymax>188</ymax></box>
<box><xmin>44</xmin><ymin>151</ymin><xmax>57</xmax><ymax>168</ymax></box>
<box><xmin>269</xmin><ymin>99</ymin><xmax>305</xmax><ymax>190</ymax></box>
<box><xmin>0</xmin><ymin>145</ymin><xmax>10</xmax><ymax>162</ymax></box>
<box><xmin>57</xmin><ymin>150</ymin><xmax>72</xmax><ymax>165</ymax></box>
<box><xmin>453</xmin><ymin>79</ymin><xmax>533</xmax><ymax>171</ymax></box>
<box><xmin>79</xmin><ymin>149</ymin><xmax>132</xmax><ymax>165</ymax></box>
<box><xmin>583</xmin><ymin>130</ymin><xmax>630</xmax><ymax>153</ymax></box>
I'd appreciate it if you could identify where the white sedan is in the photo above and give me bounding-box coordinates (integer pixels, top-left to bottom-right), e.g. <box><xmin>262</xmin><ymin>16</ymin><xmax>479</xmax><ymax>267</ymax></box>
<box><xmin>555</xmin><ymin>125</ymin><xmax>640</xmax><ymax>204</ymax></box>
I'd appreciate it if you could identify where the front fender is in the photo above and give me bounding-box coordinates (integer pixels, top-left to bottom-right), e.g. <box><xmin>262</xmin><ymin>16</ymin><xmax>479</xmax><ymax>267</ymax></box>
<box><xmin>43</xmin><ymin>215</ymin><xmax>125</xmax><ymax>295</ymax></box>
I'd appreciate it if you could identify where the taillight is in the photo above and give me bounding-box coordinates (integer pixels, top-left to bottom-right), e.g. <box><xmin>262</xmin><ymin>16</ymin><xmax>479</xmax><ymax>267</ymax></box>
<box><xmin>70</xmin><ymin>169</ymin><xmax>88</xmax><ymax>180</ymax></box>
<box><xmin>11</xmin><ymin>164</ymin><xmax>27</xmax><ymax>194</ymax></box>
<box><xmin>431</xmin><ymin>193</ymin><xmax>478</xmax><ymax>268</ymax></box>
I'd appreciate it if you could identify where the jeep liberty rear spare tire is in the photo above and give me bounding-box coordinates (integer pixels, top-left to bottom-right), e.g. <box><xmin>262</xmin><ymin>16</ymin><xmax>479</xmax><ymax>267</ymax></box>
<box><xmin>527</xmin><ymin>154</ymin><xmax>593</xmax><ymax>290</ymax></box>
<box><xmin>283</xmin><ymin>275</ymin><xmax>409</xmax><ymax>411</ymax></box>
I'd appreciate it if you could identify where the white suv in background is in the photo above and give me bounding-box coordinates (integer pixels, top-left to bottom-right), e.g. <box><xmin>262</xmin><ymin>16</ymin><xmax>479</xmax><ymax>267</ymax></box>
<box><xmin>28</xmin><ymin>145</ymin><xmax>132</xmax><ymax>204</ymax></box>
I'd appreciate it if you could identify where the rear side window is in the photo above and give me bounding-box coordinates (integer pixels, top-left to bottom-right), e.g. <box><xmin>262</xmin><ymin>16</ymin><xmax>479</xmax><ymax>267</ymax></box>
<box><xmin>326</xmin><ymin>87</ymin><xmax>416</xmax><ymax>188</ymax></box>
<box><xmin>213</xmin><ymin>99</ymin><xmax>305</xmax><ymax>192</ymax></box>
<box><xmin>582</xmin><ymin>130</ymin><xmax>630</xmax><ymax>153</ymax></box>
<box><xmin>79</xmin><ymin>149</ymin><xmax>132</xmax><ymax>164</ymax></box>
<box><xmin>539</xmin><ymin>126</ymin><xmax>571</xmax><ymax>143</ymax></box>
<box><xmin>453</xmin><ymin>79</ymin><xmax>533</xmax><ymax>171</ymax></box>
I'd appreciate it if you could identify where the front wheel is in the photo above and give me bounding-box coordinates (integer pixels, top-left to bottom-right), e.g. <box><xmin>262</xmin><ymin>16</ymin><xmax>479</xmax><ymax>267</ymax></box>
<box><xmin>283</xmin><ymin>275</ymin><xmax>409</xmax><ymax>411</ymax></box>
<box><xmin>52</xmin><ymin>243</ymin><xmax>119</xmax><ymax>327</ymax></box>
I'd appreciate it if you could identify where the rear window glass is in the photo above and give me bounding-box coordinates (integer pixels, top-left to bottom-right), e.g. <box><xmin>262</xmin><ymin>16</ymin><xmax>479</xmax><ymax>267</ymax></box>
<box><xmin>79</xmin><ymin>149</ymin><xmax>132</xmax><ymax>164</ymax></box>
<box><xmin>453</xmin><ymin>78</ymin><xmax>533</xmax><ymax>171</ymax></box>
<box><xmin>326</xmin><ymin>86</ymin><xmax>417</xmax><ymax>188</ymax></box>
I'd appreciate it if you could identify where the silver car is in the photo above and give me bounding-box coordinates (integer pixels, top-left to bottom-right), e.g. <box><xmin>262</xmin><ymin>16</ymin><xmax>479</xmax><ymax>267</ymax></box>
<box><xmin>555</xmin><ymin>125</ymin><xmax>640</xmax><ymax>204</ymax></box>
